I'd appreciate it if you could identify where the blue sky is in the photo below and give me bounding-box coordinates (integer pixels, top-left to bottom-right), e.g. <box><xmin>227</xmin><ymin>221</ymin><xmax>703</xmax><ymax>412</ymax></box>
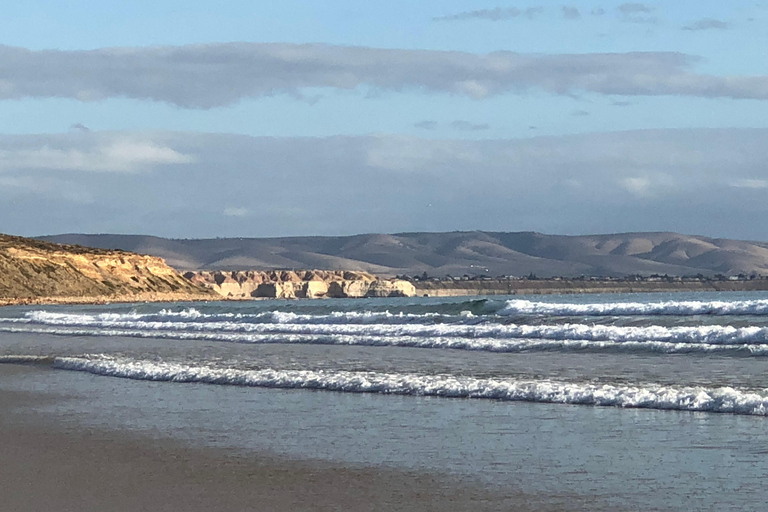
<box><xmin>1</xmin><ymin>1</ymin><xmax>768</xmax><ymax>238</ymax></box>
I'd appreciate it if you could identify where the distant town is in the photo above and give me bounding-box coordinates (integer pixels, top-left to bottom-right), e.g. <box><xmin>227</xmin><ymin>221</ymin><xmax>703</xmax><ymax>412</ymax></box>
<box><xmin>402</xmin><ymin>272</ymin><xmax>768</xmax><ymax>283</ymax></box>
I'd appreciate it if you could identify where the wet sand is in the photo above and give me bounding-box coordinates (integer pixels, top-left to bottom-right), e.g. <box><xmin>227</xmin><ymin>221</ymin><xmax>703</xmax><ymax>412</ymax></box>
<box><xmin>0</xmin><ymin>364</ymin><xmax>562</xmax><ymax>512</ymax></box>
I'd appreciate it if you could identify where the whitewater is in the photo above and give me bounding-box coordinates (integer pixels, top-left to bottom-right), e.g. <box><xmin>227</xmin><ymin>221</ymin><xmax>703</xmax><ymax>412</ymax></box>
<box><xmin>3</xmin><ymin>291</ymin><xmax>768</xmax><ymax>417</ymax></box>
<box><xmin>6</xmin><ymin>291</ymin><xmax>768</xmax><ymax>511</ymax></box>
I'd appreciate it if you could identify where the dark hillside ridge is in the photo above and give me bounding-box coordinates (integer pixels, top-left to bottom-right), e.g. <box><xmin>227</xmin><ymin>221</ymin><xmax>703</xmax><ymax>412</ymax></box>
<box><xmin>39</xmin><ymin>231</ymin><xmax>768</xmax><ymax>278</ymax></box>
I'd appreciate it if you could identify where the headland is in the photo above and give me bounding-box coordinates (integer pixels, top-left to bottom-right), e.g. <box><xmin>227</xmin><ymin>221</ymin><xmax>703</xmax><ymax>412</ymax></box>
<box><xmin>0</xmin><ymin>234</ymin><xmax>215</xmax><ymax>306</ymax></box>
<box><xmin>5</xmin><ymin>232</ymin><xmax>768</xmax><ymax>305</ymax></box>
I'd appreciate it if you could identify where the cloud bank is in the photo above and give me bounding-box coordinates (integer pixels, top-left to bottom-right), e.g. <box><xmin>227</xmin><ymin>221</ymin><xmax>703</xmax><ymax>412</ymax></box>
<box><xmin>2</xmin><ymin>129</ymin><xmax>768</xmax><ymax>240</ymax></box>
<box><xmin>0</xmin><ymin>134</ymin><xmax>194</xmax><ymax>172</ymax></box>
<box><xmin>0</xmin><ymin>43</ymin><xmax>766</xmax><ymax>108</ymax></box>
<box><xmin>617</xmin><ymin>3</ymin><xmax>658</xmax><ymax>23</ymax></box>
<box><xmin>433</xmin><ymin>7</ymin><xmax>544</xmax><ymax>21</ymax></box>
<box><xmin>683</xmin><ymin>18</ymin><xmax>730</xmax><ymax>31</ymax></box>
<box><xmin>562</xmin><ymin>6</ymin><xmax>581</xmax><ymax>19</ymax></box>
<box><xmin>618</xmin><ymin>3</ymin><xmax>653</xmax><ymax>14</ymax></box>
<box><xmin>434</xmin><ymin>7</ymin><xmax>525</xmax><ymax>21</ymax></box>
<box><xmin>450</xmin><ymin>120</ymin><xmax>490</xmax><ymax>131</ymax></box>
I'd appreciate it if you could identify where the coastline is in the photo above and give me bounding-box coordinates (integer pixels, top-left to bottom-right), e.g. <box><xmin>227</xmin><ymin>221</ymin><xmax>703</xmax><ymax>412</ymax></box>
<box><xmin>0</xmin><ymin>292</ymin><xmax>219</xmax><ymax>308</ymax></box>
<box><xmin>413</xmin><ymin>278</ymin><xmax>768</xmax><ymax>297</ymax></box>
<box><xmin>0</xmin><ymin>364</ymin><xmax>558</xmax><ymax>512</ymax></box>
<box><xmin>5</xmin><ymin>278</ymin><xmax>768</xmax><ymax>307</ymax></box>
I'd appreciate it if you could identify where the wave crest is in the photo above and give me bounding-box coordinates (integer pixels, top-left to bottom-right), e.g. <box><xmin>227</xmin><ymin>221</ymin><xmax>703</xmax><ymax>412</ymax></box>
<box><xmin>500</xmin><ymin>298</ymin><xmax>768</xmax><ymax>317</ymax></box>
<box><xmin>53</xmin><ymin>355</ymin><xmax>768</xmax><ymax>416</ymax></box>
<box><xmin>14</xmin><ymin>311</ymin><xmax>768</xmax><ymax>345</ymax></box>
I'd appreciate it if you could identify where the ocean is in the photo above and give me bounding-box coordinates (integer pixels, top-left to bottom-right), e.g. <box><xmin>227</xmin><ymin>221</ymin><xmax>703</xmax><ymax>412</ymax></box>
<box><xmin>2</xmin><ymin>291</ymin><xmax>768</xmax><ymax>511</ymax></box>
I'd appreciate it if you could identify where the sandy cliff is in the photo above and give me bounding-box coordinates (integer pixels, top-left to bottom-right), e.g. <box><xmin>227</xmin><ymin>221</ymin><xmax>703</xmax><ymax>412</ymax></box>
<box><xmin>186</xmin><ymin>270</ymin><xmax>416</xmax><ymax>299</ymax></box>
<box><xmin>0</xmin><ymin>234</ymin><xmax>216</xmax><ymax>305</ymax></box>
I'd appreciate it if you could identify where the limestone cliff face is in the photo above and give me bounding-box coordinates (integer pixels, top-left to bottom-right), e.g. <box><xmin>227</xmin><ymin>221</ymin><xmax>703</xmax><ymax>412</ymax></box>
<box><xmin>186</xmin><ymin>270</ymin><xmax>416</xmax><ymax>299</ymax></box>
<box><xmin>0</xmin><ymin>234</ymin><xmax>216</xmax><ymax>304</ymax></box>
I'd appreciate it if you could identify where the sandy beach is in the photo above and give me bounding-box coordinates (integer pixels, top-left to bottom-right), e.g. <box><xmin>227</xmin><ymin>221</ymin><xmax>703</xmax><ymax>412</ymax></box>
<box><xmin>0</xmin><ymin>364</ymin><xmax>556</xmax><ymax>512</ymax></box>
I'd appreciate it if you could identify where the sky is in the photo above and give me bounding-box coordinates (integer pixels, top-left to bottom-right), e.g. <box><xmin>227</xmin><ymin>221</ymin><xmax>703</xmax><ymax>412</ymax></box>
<box><xmin>1</xmin><ymin>1</ymin><xmax>767</xmax><ymax>240</ymax></box>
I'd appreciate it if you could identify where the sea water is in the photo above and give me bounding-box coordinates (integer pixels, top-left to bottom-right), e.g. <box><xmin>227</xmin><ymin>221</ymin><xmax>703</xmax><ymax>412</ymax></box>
<box><xmin>2</xmin><ymin>292</ymin><xmax>768</xmax><ymax>511</ymax></box>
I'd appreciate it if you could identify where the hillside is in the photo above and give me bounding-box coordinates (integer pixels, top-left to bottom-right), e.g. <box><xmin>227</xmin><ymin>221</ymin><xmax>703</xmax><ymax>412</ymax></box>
<box><xmin>39</xmin><ymin>231</ymin><xmax>768</xmax><ymax>278</ymax></box>
<box><xmin>0</xmin><ymin>234</ymin><xmax>216</xmax><ymax>304</ymax></box>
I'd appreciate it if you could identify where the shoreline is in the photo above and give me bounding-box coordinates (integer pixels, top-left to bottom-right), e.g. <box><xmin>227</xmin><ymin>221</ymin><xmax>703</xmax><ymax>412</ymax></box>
<box><xmin>4</xmin><ymin>279</ymin><xmax>768</xmax><ymax>306</ymax></box>
<box><xmin>0</xmin><ymin>292</ymin><xmax>219</xmax><ymax>308</ymax></box>
<box><xmin>413</xmin><ymin>278</ymin><xmax>768</xmax><ymax>297</ymax></box>
<box><xmin>0</xmin><ymin>364</ymin><xmax>560</xmax><ymax>512</ymax></box>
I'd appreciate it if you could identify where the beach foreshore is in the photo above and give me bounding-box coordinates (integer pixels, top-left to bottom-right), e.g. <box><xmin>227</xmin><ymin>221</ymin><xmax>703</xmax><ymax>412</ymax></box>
<box><xmin>5</xmin><ymin>277</ymin><xmax>768</xmax><ymax>307</ymax></box>
<box><xmin>0</xmin><ymin>364</ymin><xmax>566</xmax><ymax>512</ymax></box>
<box><xmin>0</xmin><ymin>293</ymin><xmax>218</xmax><ymax>307</ymax></box>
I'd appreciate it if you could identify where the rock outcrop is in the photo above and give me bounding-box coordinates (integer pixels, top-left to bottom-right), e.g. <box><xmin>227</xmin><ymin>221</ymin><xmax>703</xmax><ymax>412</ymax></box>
<box><xmin>186</xmin><ymin>270</ymin><xmax>416</xmax><ymax>299</ymax></box>
<box><xmin>0</xmin><ymin>234</ymin><xmax>216</xmax><ymax>305</ymax></box>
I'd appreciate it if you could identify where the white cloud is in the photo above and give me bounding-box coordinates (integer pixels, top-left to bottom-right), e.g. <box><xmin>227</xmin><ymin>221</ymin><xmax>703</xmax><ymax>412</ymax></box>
<box><xmin>223</xmin><ymin>207</ymin><xmax>250</xmax><ymax>217</ymax></box>
<box><xmin>0</xmin><ymin>175</ymin><xmax>93</xmax><ymax>203</ymax></box>
<box><xmin>731</xmin><ymin>179</ymin><xmax>768</xmax><ymax>189</ymax></box>
<box><xmin>621</xmin><ymin>176</ymin><xmax>653</xmax><ymax>196</ymax></box>
<box><xmin>0</xmin><ymin>137</ymin><xmax>195</xmax><ymax>172</ymax></box>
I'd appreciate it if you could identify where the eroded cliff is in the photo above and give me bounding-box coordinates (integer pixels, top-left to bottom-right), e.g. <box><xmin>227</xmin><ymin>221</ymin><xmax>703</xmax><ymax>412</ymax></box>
<box><xmin>0</xmin><ymin>234</ymin><xmax>216</xmax><ymax>305</ymax></box>
<box><xmin>186</xmin><ymin>270</ymin><xmax>416</xmax><ymax>299</ymax></box>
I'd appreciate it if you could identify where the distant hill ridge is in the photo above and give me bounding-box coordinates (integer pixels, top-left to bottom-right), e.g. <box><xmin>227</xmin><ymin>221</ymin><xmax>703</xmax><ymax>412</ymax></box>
<box><xmin>38</xmin><ymin>231</ymin><xmax>768</xmax><ymax>278</ymax></box>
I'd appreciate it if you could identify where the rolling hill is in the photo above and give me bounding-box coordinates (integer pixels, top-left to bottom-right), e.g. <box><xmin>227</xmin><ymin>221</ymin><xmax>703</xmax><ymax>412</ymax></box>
<box><xmin>38</xmin><ymin>231</ymin><xmax>768</xmax><ymax>278</ymax></box>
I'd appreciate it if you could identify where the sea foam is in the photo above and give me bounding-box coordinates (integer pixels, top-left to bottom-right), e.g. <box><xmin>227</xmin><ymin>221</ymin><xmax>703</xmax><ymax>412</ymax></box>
<box><xmin>499</xmin><ymin>298</ymin><xmax>768</xmax><ymax>316</ymax></box>
<box><xmin>5</xmin><ymin>324</ymin><xmax>768</xmax><ymax>356</ymax></box>
<box><xmin>53</xmin><ymin>355</ymin><xmax>768</xmax><ymax>416</ymax></box>
<box><xmin>14</xmin><ymin>311</ymin><xmax>768</xmax><ymax>345</ymax></box>
<box><xmin>0</xmin><ymin>354</ymin><xmax>55</xmax><ymax>364</ymax></box>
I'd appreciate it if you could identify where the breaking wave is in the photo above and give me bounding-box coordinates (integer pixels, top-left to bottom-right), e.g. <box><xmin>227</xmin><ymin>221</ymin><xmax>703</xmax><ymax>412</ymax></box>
<box><xmin>11</xmin><ymin>310</ymin><xmax>768</xmax><ymax>345</ymax></box>
<box><xmin>53</xmin><ymin>355</ymin><xmax>768</xmax><ymax>416</ymax></box>
<box><xmin>0</xmin><ymin>354</ymin><xmax>55</xmax><ymax>365</ymax></box>
<box><xmin>4</xmin><ymin>324</ymin><xmax>768</xmax><ymax>356</ymax></box>
<box><xmin>5</xmin><ymin>308</ymin><xmax>456</xmax><ymax>325</ymax></box>
<box><xmin>499</xmin><ymin>298</ymin><xmax>768</xmax><ymax>317</ymax></box>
